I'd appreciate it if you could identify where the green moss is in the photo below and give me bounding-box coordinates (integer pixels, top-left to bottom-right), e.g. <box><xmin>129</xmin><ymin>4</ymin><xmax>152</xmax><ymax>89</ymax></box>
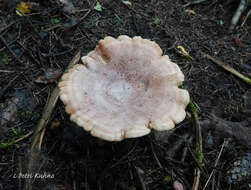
<box><xmin>198</xmin><ymin>151</ymin><xmax>205</xmax><ymax>167</ymax></box>
<box><xmin>50</xmin><ymin>18</ymin><xmax>60</xmax><ymax>25</ymax></box>
<box><xmin>1</xmin><ymin>53</ymin><xmax>9</xmax><ymax>64</ymax></box>
<box><xmin>189</xmin><ymin>101</ymin><xmax>200</xmax><ymax>113</ymax></box>
<box><xmin>153</xmin><ymin>17</ymin><xmax>160</xmax><ymax>26</ymax></box>
<box><xmin>94</xmin><ymin>1</ymin><xmax>102</xmax><ymax>12</ymax></box>
<box><xmin>0</xmin><ymin>127</ymin><xmax>26</xmax><ymax>149</ymax></box>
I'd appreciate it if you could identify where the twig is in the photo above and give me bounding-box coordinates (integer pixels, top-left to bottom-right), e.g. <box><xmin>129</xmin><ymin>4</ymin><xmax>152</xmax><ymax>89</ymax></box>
<box><xmin>15</xmin><ymin>9</ymin><xmax>41</xmax><ymax>39</ymax></box>
<box><xmin>229</xmin><ymin>0</ymin><xmax>248</xmax><ymax>31</ymax></box>
<box><xmin>202</xmin><ymin>52</ymin><xmax>251</xmax><ymax>85</ymax></box>
<box><xmin>193</xmin><ymin>169</ymin><xmax>201</xmax><ymax>190</ymax></box>
<box><xmin>14</xmin><ymin>131</ymin><xmax>33</xmax><ymax>144</ymax></box>
<box><xmin>181</xmin><ymin>136</ymin><xmax>193</xmax><ymax>162</ymax></box>
<box><xmin>241</xmin><ymin>8</ymin><xmax>251</xmax><ymax>27</ymax></box>
<box><xmin>183</xmin><ymin>0</ymin><xmax>208</xmax><ymax>7</ymax></box>
<box><xmin>203</xmin><ymin>139</ymin><xmax>228</xmax><ymax>190</ymax></box>
<box><xmin>44</xmin><ymin>9</ymin><xmax>92</xmax><ymax>32</ymax></box>
<box><xmin>150</xmin><ymin>141</ymin><xmax>162</xmax><ymax>168</ymax></box>
<box><xmin>42</xmin><ymin>48</ymin><xmax>74</xmax><ymax>58</ymax></box>
<box><xmin>110</xmin><ymin>141</ymin><xmax>138</xmax><ymax>168</ymax></box>
<box><xmin>71</xmin><ymin>9</ymin><xmax>92</xmax><ymax>28</ymax></box>
<box><xmin>188</xmin><ymin>146</ymin><xmax>206</xmax><ymax>175</ymax></box>
<box><xmin>165</xmin><ymin>156</ymin><xmax>190</xmax><ymax>167</ymax></box>
<box><xmin>0</xmin><ymin>22</ymin><xmax>16</xmax><ymax>34</ymax></box>
<box><xmin>0</xmin><ymin>74</ymin><xmax>20</xmax><ymax>99</ymax></box>
<box><xmin>189</xmin><ymin>102</ymin><xmax>203</xmax><ymax>190</ymax></box>
<box><xmin>16</xmin><ymin>41</ymin><xmax>41</xmax><ymax>66</ymax></box>
<box><xmin>0</xmin><ymin>70</ymin><xmax>15</xmax><ymax>73</ymax></box>
<box><xmin>18</xmin><ymin>157</ymin><xmax>22</xmax><ymax>190</ymax></box>
<box><xmin>24</xmin><ymin>52</ymin><xmax>80</xmax><ymax>190</ymax></box>
<box><xmin>0</xmin><ymin>163</ymin><xmax>8</xmax><ymax>166</ymax></box>
<box><xmin>0</xmin><ymin>35</ymin><xmax>24</xmax><ymax>65</ymax></box>
<box><xmin>167</xmin><ymin>133</ymin><xmax>188</xmax><ymax>158</ymax></box>
<box><xmin>134</xmin><ymin>166</ymin><xmax>147</xmax><ymax>190</ymax></box>
<box><xmin>30</xmin><ymin>51</ymin><xmax>80</xmax><ymax>150</ymax></box>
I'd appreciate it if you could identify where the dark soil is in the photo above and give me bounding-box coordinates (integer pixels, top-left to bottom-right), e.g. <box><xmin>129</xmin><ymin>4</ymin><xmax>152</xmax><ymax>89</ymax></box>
<box><xmin>0</xmin><ymin>0</ymin><xmax>250</xmax><ymax>190</ymax></box>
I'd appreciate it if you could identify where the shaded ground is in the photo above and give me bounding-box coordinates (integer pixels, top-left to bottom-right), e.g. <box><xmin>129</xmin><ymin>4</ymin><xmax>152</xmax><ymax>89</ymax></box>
<box><xmin>0</xmin><ymin>0</ymin><xmax>250</xmax><ymax>189</ymax></box>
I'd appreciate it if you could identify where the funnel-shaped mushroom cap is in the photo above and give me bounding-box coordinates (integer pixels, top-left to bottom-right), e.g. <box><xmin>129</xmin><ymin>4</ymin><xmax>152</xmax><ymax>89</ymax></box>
<box><xmin>59</xmin><ymin>36</ymin><xmax>190</xmax><ymax>141</ymax></box>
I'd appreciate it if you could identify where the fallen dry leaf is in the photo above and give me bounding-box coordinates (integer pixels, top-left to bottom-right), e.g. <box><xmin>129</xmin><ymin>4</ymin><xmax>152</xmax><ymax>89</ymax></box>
<box><xmin>122</xmin><ymin>1</ymin><xmax>132</xmax><ymax>6</ymax></box>
<box><xmin>16</xmin><ymin>2</ymin><xmax>39</xmax><ymax>16</ymax></box>
<box><xmin>234</xmin><ymin>37</ymin><xmax>245</xmax><ymax>46</ymax></box>
<box><xmin>176</xmin><ymin>46</ymin><xmax>193</xmax><ymax>60</ymax></box>
<box><xmin>50</xmin><ymin>121</ymin><xmax>61</xmax><ymax>131</ymax></box>
<box><xmin>35</xmin><ymin>69</ymin><xmax>62</xmax><ymax>84</ymax></box>
<box><xmin>185</xmin><ymin>9</ymin><xmax>196</xmax><ymax>15</ymax></box>
<box><xmin>16</xmin><ymin>2</ymin><xmax>31</xmax><ymax>16</ymax></box>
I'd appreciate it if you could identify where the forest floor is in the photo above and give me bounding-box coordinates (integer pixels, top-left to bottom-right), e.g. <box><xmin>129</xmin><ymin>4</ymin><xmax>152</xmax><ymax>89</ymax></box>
<box><xmin>0</xmin><ymin>0</ymin><xmax>250</xmax><ymax>190</ymax></box>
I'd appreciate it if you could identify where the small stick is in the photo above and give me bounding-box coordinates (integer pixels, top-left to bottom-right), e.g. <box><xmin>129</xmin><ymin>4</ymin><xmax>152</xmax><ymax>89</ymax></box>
<box><xmin>0</xmin><ymin>22</ymin><xmax>16</xmax><ymax>34</ymax></box>
<box><xmin>165</xmin><ymin>156</ymin><xmax>190</xmax><ymax>167</ymax></box>
<box><xmin>190</xmin><ymin>102</ymin><xmax>203</xmax><ymax>190</ymax></box>
<box><xmin>18</xmin><ymin>157</ymin><xmax>22</xmax><ymax>190</ymax></box>
<box><xmin>203</xmin><ymin>139</ymin><xmax>228</xmax><ymax>190</ymax></box>
<box><xmin>192</xmin><ymin>169</ymin><xmax>201</xmax><ymax>190</ymax></box>
<box><xmin>30</xmin><ymin>52</ymin><xmax>80</xmax><ymax>150</ymax></box>
<box><xmin>183</xmin><ymin>0</ymin><xmax>208</xmax><ymax>7</ymax></box>
<box><xmin>24</xmin><ymin>52</ymin><xmax>80</xmax><ymax>190</ymax></box>
<box><xmin>14</xmin><ymin>131</ymin><xmax>33</xmax><ymax>144</ymax></box>
<box><xmin>181</xmin><ymin>136</ymin><xmax>193</xmax><ymax>162</ymax></box>
<box><xmin>0</xmin><ymin>70</ymin><xmax>15</xmax><ymax>73</ymax></box>
<box><xmin>0</xmin><ymin>35</ymin><xmax>24</xmax><ymax>65</ymax></box>
<box><xmin>110</xmin><ymin>141</ymin><xmax>138</xmax><ymax>168</ymax></box>
<box><xmin>229</xmin><ymin>0</ymin><xmax>248</xmax><ymax>31</ymax></box>
<box><xmin>241</xmin><ymin>8</ymin><xmax>251</xmax><ymax>27</ymax></box>
<box><xmin>0</xmin><ymin>163</ymin><xmax>8</xmax><ymax>166</ymax></box>
<box><xmin>134</xmin><ymin>166</ymin><xmax>147</xmax><ymax>190</ymax></box>
<box><xmin>44</xmin><ymin>9</ymin><xmax>91</xmax><ymax>32</ymax></box>
<box><xmin>0</xmin><ymin>74</ymin><xmax>20</xmax><ymax>99</ymax></box>
<box><xmin>150</xmin><ymin>141</ymin><xmax>163</xmax><ymax>168</ymax></box>
<box><xmin>202</xmin><ymin>52</ymin><xmax>251</xmax><ymax>85</ymax></box>
<box><xmin>15</xmin><ymin>9</ymin><xmax>41</xmax><ymax>39</ymax></box>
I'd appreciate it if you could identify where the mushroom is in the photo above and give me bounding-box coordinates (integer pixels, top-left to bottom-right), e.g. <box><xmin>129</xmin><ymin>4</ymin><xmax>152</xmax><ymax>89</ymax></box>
<box><xmin>59</xmin><ymin>35</ymin><xmax>190</xmax><ymax>141</ymax></box>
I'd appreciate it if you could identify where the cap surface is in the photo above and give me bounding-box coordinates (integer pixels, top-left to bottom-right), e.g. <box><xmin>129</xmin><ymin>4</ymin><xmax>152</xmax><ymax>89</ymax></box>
<box><xmin>59</xmin><ymin>35</ymin><xmax>190</xmax><ymax>141</ymax></box>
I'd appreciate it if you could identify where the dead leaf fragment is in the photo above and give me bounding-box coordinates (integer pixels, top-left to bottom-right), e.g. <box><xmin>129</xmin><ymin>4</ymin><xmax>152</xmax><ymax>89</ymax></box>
<box><xmin>234</xmin><ymin>37</ymin><xmax>245</xmax><ymax>46</ymax></box>
<box><xmin>176</xmin><ymin>46</ymin><xmax>193</xmax><ymax>60</ymax></box>
<box><xmin>16</xmin><ymin>2</ymin><xmax>31</xmax><ymax>16</ymax></box>
<box><xmin>185</xmin><ymin>9</ymin><xmax>196</xmax><ymax>15</ymax></box>
<box><xmin>35</xmin><ymin>69</ymin><xmax>62</xmax><ymax>84</ymax></box>
<box><xmin>0</xmin><ymin>0</ymin><xmax>5</xmax><ymax>8</ymax></box>
<box><xmin>16</xmin><ymin>2</ymin><xmax>39</xmax><ymax>16</ymax></box>
<box><xmin>50</xmin><ymin>121</ymin><xmax>61</xmax><ymax>131</ymax></box>
<box><xmin>122</xmin><ymin>1</ymin><xmax>132</xmax><ymax>6</ymax></box>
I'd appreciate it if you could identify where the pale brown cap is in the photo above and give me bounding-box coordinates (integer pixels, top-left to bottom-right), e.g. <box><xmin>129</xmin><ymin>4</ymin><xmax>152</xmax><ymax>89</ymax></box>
<box><xmin>59</xmin><ymin>35</ymin><xmax>190</xmax><ymax>141</ymax></box>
